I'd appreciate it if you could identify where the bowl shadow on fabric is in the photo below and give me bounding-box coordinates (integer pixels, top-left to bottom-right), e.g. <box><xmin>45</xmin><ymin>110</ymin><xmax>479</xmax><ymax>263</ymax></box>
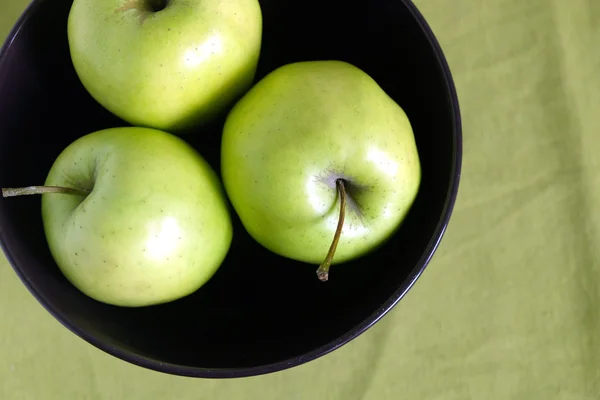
<box><xmin>0</xmin><ymin>0</ymin><xmax>461</xmax><ymax>377</ymax></box>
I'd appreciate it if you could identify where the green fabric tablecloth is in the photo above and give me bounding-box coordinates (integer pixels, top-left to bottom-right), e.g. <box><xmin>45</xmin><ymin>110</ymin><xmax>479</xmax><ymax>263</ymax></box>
<box><xmin>2</xmin><ymin>0</ymin><xmax>600</xmax><ymax>398</ymax></box>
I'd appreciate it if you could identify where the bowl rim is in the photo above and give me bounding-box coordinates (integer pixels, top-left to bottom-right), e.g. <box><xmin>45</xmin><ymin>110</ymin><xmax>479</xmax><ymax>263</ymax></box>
<box><xmin>0</xmin><ymin>0</ymin><xmax>462</xmax><ymax>379</ymax></box>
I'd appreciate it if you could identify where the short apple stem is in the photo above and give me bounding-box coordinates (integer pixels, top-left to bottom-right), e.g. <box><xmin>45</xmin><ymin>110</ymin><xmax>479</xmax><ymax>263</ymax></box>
<box><xmin>316</xmin><ymin>179</ymin><xmax>347</xmax><ymax>282</ymax></box>
<box><xmin>2</xmin><ymin>186</ymin><xmax>90</xmax><ymax>198</ymax></box>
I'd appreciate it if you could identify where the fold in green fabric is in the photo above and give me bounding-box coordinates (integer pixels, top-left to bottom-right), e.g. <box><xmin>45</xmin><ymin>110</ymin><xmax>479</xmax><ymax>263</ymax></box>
<box><xmin>2</xmin><ymin>0</ymin><xmax>600</xmax><ymax>398</ymax></box>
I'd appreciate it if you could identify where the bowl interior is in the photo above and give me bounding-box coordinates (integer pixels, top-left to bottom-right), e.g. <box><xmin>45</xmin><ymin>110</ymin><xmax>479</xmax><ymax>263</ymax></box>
<box><xmin>0</xmin><ymin>0</ymin><xmax>460</xmax><ymax>376</ymax></box>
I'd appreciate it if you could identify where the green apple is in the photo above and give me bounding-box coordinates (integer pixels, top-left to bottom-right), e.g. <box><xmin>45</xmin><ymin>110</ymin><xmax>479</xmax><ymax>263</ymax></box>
<box><xmin>221</xmin><ymin>60</ymin><xmax>421</xmax><ymax>281</ymax></box>
<box><xmin>2</xmin><ymin>127</ymin><xmax>233</xmax><ymax>307</ymax></box>
<box><xmin>67</xmin><ymin>0</ymin><xmax>263</xmax><ymax>133</ymax></box>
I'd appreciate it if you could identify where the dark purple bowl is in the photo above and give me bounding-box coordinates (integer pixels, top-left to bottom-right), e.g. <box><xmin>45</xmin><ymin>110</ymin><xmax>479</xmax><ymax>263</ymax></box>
<box><xmin>0</xmin><ymin>0</ymin><xmax>461</xmax><ymax>378</ymax></box>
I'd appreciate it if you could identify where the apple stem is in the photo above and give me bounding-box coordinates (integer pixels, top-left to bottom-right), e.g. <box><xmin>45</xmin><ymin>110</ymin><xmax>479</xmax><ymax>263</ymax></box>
<box><xmin>2</xmin><ymin>186</ymin><xmax>90</xmax><ymax>198</ymax></box>
<box><xmin>316</xmin><ymin>179</ymin><xmax>347</xmax><ymax>282</ymax></box>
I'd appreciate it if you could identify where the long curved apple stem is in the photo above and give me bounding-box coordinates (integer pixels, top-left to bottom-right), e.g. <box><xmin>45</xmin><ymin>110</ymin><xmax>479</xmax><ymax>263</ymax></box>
<box><xmin>316</xmin><ymin>179</ymin><xmax>347</xmax><ymax>282</ymax></box>
<box><xmin>2</xmin><ymin>186</ymin><xmax>90</xmax><ymax>198</ymax></box>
